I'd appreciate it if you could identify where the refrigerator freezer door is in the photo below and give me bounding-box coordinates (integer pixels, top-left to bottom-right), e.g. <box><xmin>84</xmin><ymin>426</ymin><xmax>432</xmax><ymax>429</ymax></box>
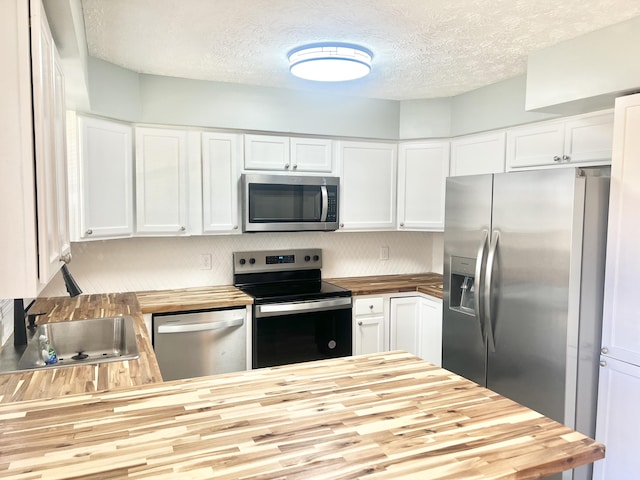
<box><xmin>443</xmin><ymin>174</ymin><xmax>493</xmax><ymax>385</ymax></box>
<box><xmin>486</xmin><ymin>168</ymin><xmax>578</xmax><ymax>423</ymax></box>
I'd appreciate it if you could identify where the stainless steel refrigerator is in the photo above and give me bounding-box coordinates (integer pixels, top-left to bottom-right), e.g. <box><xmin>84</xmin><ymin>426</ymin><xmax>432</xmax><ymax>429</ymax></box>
<box><xmin>443</xmin><ymin>167</ymin><xmax>610</xmax><ymax>480</ymax></box>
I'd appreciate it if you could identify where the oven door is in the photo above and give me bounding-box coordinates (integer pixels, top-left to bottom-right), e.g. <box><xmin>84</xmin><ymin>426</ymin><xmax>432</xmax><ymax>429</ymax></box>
<box><xmin>252</xmin><ymin>297</ymin><xmax>352</xmax><ymax>368</ymax></box>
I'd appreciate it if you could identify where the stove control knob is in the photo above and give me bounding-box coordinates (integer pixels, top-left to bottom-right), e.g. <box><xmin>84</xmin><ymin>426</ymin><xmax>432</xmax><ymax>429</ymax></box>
<box><xmin>304</xmin><ymin>255</ymin><xmax>311</xmax><ymax>262</ymax></box>
<box><xmin>239</xmin><ymin>258</ymin><xmax>246</xmax><ymax>265</ymax></box>
<box><xmin>313</xmin><ymin>255</ymin><xmax>320</xmax><ymax>262</ymax></box>
<box><xmin>249</xmin><ymin>258</ymin><xmax>256</xmax><ymax>265</ymax></box>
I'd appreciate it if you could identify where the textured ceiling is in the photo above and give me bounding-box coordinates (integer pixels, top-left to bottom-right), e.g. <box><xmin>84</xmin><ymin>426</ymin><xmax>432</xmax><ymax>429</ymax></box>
<box><xmin>81</xmin><ymin>0</ymin><xmax>640</xmax><ymax>101</ymax></box>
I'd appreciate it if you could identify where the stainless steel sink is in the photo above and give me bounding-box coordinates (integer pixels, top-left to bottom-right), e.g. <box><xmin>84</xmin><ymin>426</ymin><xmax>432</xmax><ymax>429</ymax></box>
<box><xmin>16</xmin><ymin>316</ymin><xmax>139</xmax><ymax>371</ymax></box>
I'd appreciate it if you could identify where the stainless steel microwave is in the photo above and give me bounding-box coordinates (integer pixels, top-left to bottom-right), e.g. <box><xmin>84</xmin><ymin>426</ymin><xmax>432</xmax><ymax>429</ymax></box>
<box><xmin>241</xmin><ymin>174</ymin><xmax>339</xmax><ymax>232</ymax></box>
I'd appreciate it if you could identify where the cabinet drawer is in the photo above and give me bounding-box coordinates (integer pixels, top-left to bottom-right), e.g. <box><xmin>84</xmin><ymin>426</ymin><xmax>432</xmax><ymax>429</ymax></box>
<box><xmin>355</xmin><ymin>297</ymin><xmax>384</xmax><ymax>315</ymax></box>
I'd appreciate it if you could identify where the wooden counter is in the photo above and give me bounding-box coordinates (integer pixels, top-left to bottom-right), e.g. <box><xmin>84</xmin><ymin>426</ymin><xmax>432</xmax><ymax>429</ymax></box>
<box><xmin>136</xmin><ymin>285</ymin><xmax>254</xmax><ymax>314</ymax></box>
<box><xmin>329</xmin><ymin>273</ymin><xmax>443</xmax><ymax>299</ymax></box>
<box><xmin>0</xmin><ymin>351</ymin><xmax>603</xmax><ymax>479</ymax></box>
<box><xmin>0</xmin><ymin>293</ymin><xmax>162</xmax><ymax>404</ymax></box>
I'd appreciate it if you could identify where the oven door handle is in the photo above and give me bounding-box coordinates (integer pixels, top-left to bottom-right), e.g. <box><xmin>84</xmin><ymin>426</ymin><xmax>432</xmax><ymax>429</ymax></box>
<box><xmin>256</xmin><ymin>297</ymin><xmax>352</xmax><ymax>318</ymax></box>
<box><xmin>320</xmin><ymin>185</ymin><xmax>328</xmax><ymax>222</ymax></box>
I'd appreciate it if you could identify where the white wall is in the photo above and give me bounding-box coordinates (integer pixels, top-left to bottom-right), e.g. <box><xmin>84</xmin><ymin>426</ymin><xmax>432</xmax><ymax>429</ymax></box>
<box><xmin>41</xmin><ymin>231</ymin><xmax>436</xmax><ymax>296</ymax></box>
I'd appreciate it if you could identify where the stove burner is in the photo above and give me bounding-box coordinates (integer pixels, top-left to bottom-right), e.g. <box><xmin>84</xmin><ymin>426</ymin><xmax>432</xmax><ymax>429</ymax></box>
<box><xmin>71</xmin><ymin>352</ymin><xmax>89</xmax><ymax>361</ymax></box>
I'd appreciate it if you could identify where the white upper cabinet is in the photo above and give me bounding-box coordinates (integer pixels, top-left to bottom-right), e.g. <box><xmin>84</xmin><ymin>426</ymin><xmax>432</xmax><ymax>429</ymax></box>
<box><xmin>31</xmin><ymin>0</ymin><xmax>69</xmax><ymax>286</ymax></box>
<box><xmin>338</xmin><ymin>141</ymin><xmax>397</xmax><ymax>231</ymax></box>
<box><xmin>77</xmin><ymin>116</ymin><xmax>133</xmax><ymax>240</ymax></box>
<box><xmin>202</xmin><ymin>132</ymin><xmax>242</xmax><ymax>234</ymax></box>
<box><xmin>397</xmin><ymin>141</ymin><xmax>449</xmax><ymax>231</ymax></box>
<box><xmin>450</xmin><ymin>131</ymin><xmax>506</xmax><ymax>176</ymax></box>
<box><xmin>135</xmin><ymin>127</ymin><xmax>190</xmax><ymax>235</ymax></box>
<box><xmin>506</xmin><ymin>111</ymin><xmax>613</xmax><ymax>170</ymax></box>
<box><xmin>244</xmin><ymin>134</ymin><xmax>333</xmax><ymax>173</ymax></box>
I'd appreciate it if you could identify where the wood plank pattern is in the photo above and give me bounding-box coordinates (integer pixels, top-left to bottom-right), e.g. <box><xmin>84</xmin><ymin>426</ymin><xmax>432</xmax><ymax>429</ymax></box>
<box><xmin>0</xmin><ymin>293</ymin><xmax>162</xmax><ymax>404</ymax></box>
<box><xmin>136</xmin><ymin>285</ymin><xmax>254</xmax><ymax>314</ymax></box>
<box><xmin>328</xmin><ymin>273</ymin><xmax>443</xmax><ymax>299</ymax></box>
<box><xmin>0</xmin><ymin>351</ymin><xmax>603</xmax><ymax>479</ymax></box>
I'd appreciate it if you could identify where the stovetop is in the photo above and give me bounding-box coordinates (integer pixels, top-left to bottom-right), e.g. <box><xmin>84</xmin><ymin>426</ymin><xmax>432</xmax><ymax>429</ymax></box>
<box><xmin>238</xmin><ymin>280</ymin><xmax>351</xmax><ymax>304</ymax></box>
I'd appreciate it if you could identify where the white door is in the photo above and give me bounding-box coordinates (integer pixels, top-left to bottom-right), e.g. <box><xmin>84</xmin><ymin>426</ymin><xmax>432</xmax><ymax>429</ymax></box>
<box><xmin>563</xmin><ymin>112</ymin><xmax>614</xmax><ymax>165</ymax></box>
<box><xmin>53</xmin><ymin>50</ymin><xmax>70</xmax><ymax>259</ymax></box>
<box><xmin>390</xmin><ymin>297</ymin><xmax>420</xmax><ymax>356</ymax></box>
<box><xmin>202</xmin><ymin>132</ymin><xmax>241</xmax><ymax>233</ymax></box>
<box><xmin>506</xmin><ymin>121</ymin><xmax>565</xmax><ymax>170</ymax></box>
<box><xmin>290</xmin><ymin>137</ymin><xmax>333</xmax><ymax>173</ymax></box>
<box><xmin>244</xmin><ymin>134</ymin><xmax>289</xmax><ymax>171</ymax></box>
<box><xmin>397</xmin><ymin>141</ymin><xmax>449</xmax><ymax>231</ymax></box>
<box><xmin>354</xmin><ymin>316</ymin><xmax>386</xmax><ymax>356</ymax></box>
<box><xmin>339</xmin><ymin>141</ymin><xmax>397</xmax><ymax>230</ymax></box>
<box><xmin>593</xmin><ymin>357</ymin><xmax>640</xmax><ymax>479</ymax></box>
<box><xmin>135</xmin><ymin>127</ymin><xmax>189</xmax><ymax>234</ymax></box>
<box><xmin>450</xmin><ymin>131</ymin><xmax>506</xmax><ymax>176</ymax></box>
<box><xmin>79</xmin><ymin>117</ymin><xmax>133</xmax><ymax>239</ymax></box>
<box><xmin>419</xmin><ymin>296</ymin><xmax>442</xmax><ymax>366</ymax></box>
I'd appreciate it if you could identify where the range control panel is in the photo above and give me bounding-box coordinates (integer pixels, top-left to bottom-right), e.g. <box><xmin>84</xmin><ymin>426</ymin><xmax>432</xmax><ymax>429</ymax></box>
<box><xmin>233</xmin><ymin>249</ymin><xmax>322</xmax><ymax>274</ymax></box>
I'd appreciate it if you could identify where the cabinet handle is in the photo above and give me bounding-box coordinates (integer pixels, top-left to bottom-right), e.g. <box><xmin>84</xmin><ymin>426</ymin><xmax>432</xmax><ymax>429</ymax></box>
<box><xmin>400</xmin><ymin>222</ymin><xmax>404</xmax><ymax>227</ymax></box>
<box><xmin>293</xmin><ymin>164</ymin><xmax>298</xmax><ymax>169</ymax></box>
<box><xmin>179</xmin><ymin>226</ymin><xmax>186</xmax><ymax>232</ymax></box>
<box><xmin>358</xmin><ymin>321</ymin><xmax>363</xmax><ymax>326</ymax></box>
<box><xmin>340</xmin><ymin>223</ymin><xmax>344</xmax><ymax>228</ymax></box>
<box><xmin>369</xmin><ymin>305</ymin><xmax>374</xmax><ymax>310</ymax></box>
<box><xmin>233</xmin><ymin>225</ymin><xmax>239</xmax><ymax>230</ymax></box>
<box><xmin>600</xmin><ymin>360</ymin><xmax>607</xmax><ymax>367</ymax></box>
<box><xmin>562</xmin><ymin>154</ymin><xmax>571</xmax><ymax>161</ymax></box>
<box><xmin>284</xmin><ymin>164</ymin><xmax>290</xmax><ymax>169</ymax></box>
<box><xmin>601</xmin><ymin>347</ymin><xmax>609</xmax><ymax>354</ymax></box>
<box><xmin>553</xmin><ymin>155</ymin><xmax>562</xmax><ymax>162</ymax></box>
<box><xmin>59</xmin><ymin>253</ymin><xmax>72</xmax><ymax>264</ymax></box>
<box><xmin>86</xmin><ymin>229</ymin><xmax>93</xmax><ymax>235</ymax></box>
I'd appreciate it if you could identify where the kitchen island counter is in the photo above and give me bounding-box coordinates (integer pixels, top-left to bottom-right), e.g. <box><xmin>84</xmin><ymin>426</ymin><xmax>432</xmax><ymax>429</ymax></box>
<box><xmin>0</xmin><ymin>350</ymin><xmax>603</xmax><ymax>479</ymax></box>
<box><xmin>0</xmin><ymin>293</ymin><xmax>162</xmax><ymax>404</ymax></box>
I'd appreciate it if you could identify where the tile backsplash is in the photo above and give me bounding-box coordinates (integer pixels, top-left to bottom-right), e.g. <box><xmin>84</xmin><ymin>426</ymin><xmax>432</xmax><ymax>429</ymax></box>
<box><xmin>42</xmin><ymin>231</ymin><xmax>444</xmax><ymax>296</ymax></box>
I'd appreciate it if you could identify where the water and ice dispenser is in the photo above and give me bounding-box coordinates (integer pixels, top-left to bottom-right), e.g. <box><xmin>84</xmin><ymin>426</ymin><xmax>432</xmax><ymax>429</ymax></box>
<box><xmin>449</xmin><ymin>256</ymin><xmax>476</xmax><ymax>315</ymax></box>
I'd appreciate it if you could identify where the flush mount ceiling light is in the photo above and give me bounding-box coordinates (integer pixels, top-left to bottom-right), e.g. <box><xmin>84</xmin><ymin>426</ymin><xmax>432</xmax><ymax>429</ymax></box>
<box><xmin>288</xmin><ymin>43</ymin><xmax>373</xmax><ymax>82</ymax></box>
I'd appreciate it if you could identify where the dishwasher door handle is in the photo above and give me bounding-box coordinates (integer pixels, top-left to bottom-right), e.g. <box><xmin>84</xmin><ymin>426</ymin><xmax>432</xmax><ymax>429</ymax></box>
<box><xmin>157</xmin><ymin>317</ymin><xmax>244</xmax><ymax>334</ymax></box>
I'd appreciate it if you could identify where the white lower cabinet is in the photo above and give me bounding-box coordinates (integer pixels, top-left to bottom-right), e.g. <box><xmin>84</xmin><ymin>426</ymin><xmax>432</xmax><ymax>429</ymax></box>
<box><xmin>593</xmin><ymin>356</ymin><xmax>640</xmax><ymax>479</ymax></box>
<box><xmin>389</xmin><ymin>295</ymin><xmax>442</xmax><ymax>366</ymax></box>
<box><xmin>354</xmin><ymin>294</ymin><xmax>442</xmax><ymax>365</ymax></box>
<box><xmin>353</xmin><ymin>296</ymin><xmax>388</xmax><ymax>356</ymax></box>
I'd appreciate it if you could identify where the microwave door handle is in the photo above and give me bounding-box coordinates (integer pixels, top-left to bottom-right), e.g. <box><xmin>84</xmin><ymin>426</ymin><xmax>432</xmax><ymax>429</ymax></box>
<box><xmin>320</xmin><ymin>185</ymin><xmax>328</xmax><ymax>222</ymax></box>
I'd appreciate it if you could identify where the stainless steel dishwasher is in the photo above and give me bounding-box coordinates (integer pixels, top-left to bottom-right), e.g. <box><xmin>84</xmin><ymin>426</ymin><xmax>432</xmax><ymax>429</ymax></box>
<box><xmin>152</xmin><ymin>308</ymin><xmax>247</xmax><ymax>381</ymax></box>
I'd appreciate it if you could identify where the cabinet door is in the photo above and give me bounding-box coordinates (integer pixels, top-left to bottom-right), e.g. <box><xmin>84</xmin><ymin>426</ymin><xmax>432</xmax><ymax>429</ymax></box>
<box><xmin>354</xmin><ymin>316</ymin><xmax>386</xmax><ymax>355</ymax></box>
<box><xmin>564</xmin><ymin>112</ymin><xmax>613</xmax><ymax>164</ymax></box>
<box><xmin>600</xmin><ymin>95</ymin><xmax>640</xmax><ymax>367</ymax></box>
<box><xmin>450</xmin><ymin>131</ymin><xmax>506</xmax><ymax>176</ymax></box>
<box><xmin>390</xmin><ymin>297</ymin><xmax>420</xmax><ymax>356</ymax></box>
<box><xmin>78</xmin><ymin>117</ymin><xmax>133</xmax><ymax>239</ymax></box>
<box><xmin>202</xmin><ymin>132</ymin><xmax>241</xmax><ymax>233</ymax></box>
<box><xmin>397</xmin><ymin>141</ymin><xmax>449</xmax><ymax>231</ymax></box>
<box><xmin>419</xmin><ymin>297</ymin><xmax>442</xmax><ymax>366</ymax></box>
<box><xmin>594</xmin><ymin>356</ymin><xmax>640</xmax><ymax>479</ymax></box>
<box><xmin>506</xmin><ymin>121</ymin><xmax>565</xmax><ymax>170</ymax></box>
<box><xmin>53</xmin><ymin>53</ymin><xmax>70</xmax><ymax>258</ymax></box>
<box><xmin>135</xmin><ymin>127</ymin><xmax>189</xmax><ymax>234</ymax></box>
<box><xmin>31</xmin><ymin>3</ymin><xmax>63</xmax><ymax>285</ymax></box>
<box><xmin>339</xmin><ymin>141</ymin><xmax>397</xmax><ymax>230</ymax></box>
<box><xmin>290</xmin><ymin>137</ymin><xmax>333</xmax><ymax>173</ymax></box>
<box><xmin>244</xmin><ymin>134</ymin><xmax>289</xmax><ymax>171</ymax></box>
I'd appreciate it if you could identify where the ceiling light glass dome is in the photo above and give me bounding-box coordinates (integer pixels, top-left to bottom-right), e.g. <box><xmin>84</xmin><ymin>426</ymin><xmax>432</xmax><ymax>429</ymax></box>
<box><xmin>288</xmin><ymin>43</ymin><xmax>373</xmax><ymax>82</ymax></box>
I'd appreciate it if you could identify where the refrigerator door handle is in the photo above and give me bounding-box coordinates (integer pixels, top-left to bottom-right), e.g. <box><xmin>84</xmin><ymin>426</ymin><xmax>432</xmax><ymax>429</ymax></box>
<box><xmin>474</xmin><ymin>230</ymin><xmax>489</xmax><ymax>341</ymax></box>
<box><xmin>484</xmin><ymin>230</ymin><xmax>499</xmax><ymax>353</ymax></box>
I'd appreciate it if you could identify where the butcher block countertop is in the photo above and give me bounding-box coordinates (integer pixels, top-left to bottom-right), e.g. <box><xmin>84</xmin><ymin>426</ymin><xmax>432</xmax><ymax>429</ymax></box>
<box><xmin>0</xmin><ymin>351</ymin><xmax>603</xmax><ymax>480</ymax></box>
<box><xmin>135</xmin><ymin>273</ymin><xmax>444</xmax><ymax>315</ymax></box>
<box><xmin>0</xmin><ymin>293</ymin><xmax>162</xmax><ymax>404</ymax></box>
<box><xmin>328</xmin><ymin>273</ymin><xmax>443</xmax><ymax>299</ymax></box>
<box><xmin>136</xmin><ymin>285</ymin><xmax>253</xmax><ymax>314</ymax></box>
